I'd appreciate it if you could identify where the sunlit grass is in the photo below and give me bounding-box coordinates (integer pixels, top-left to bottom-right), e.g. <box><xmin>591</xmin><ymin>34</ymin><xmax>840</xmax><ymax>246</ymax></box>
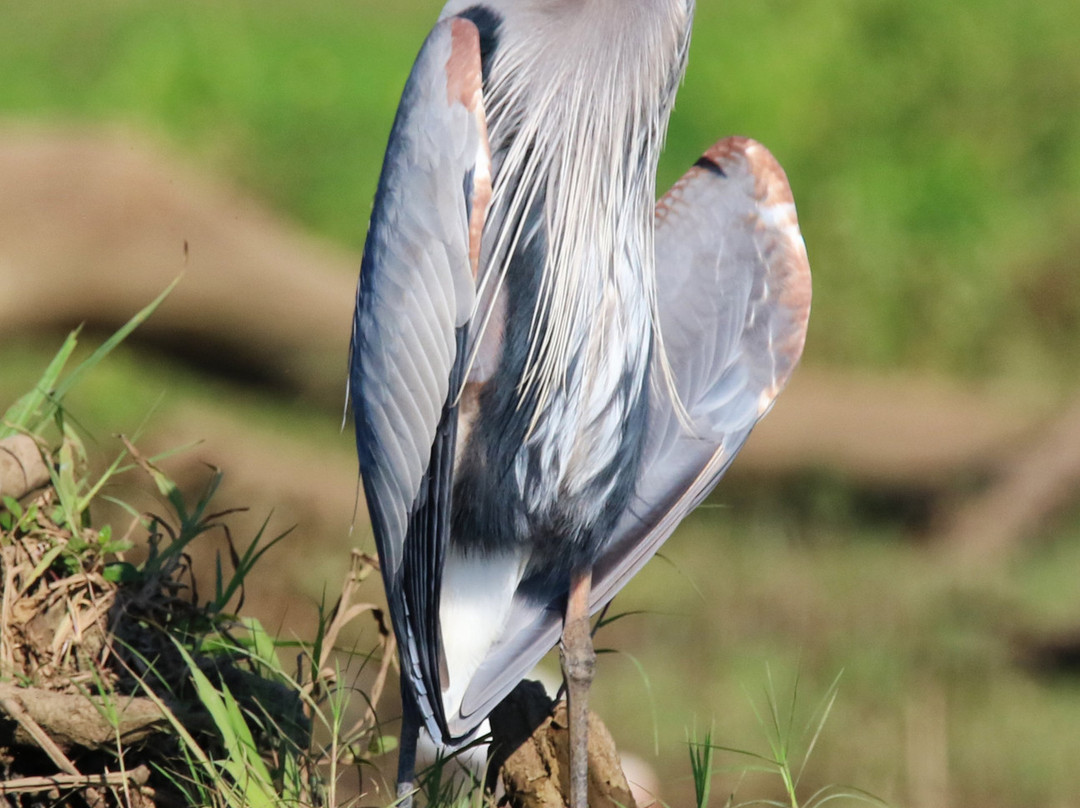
<box><xmin>686</xmin><ymin>670</ymin><xmax>889</xmax><ymax>808</ymax></box>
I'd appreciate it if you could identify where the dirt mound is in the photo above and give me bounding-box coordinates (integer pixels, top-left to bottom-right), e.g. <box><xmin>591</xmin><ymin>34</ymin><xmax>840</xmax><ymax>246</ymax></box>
<box><xmin>0</xmin><ymin>125</ymin><xmax>357</xmax><ymax>404</ymax></box>
<box><xmin>0</xmin><ymin>438</ymin><xmax>309</xmax><ymax>807</ymax></box>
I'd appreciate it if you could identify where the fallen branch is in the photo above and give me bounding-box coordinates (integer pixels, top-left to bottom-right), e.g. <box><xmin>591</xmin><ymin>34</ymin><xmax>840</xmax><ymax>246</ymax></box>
<box><xmin>0</xmin><ymin>691</ymin><xmax>78</xmax><ymax>774</ymax></box>
<box><xmin>0</xmin><ymin>682</ymin><xmax>167</xmax><ymax>753</ymax></box>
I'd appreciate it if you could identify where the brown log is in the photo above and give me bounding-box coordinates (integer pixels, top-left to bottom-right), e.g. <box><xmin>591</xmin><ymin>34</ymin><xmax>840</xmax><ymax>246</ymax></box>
<box><xmin>0</xmin><ymin>128</ymin><xmax>357</xmax><ymax>406</ymax></box>
<box><xmin>0</xmin><ymin>129</ymin><xmax>1045</xmax><ymax>487</ymax></box>
<box><xmin>0</xmin><ymin>683</ymin><xmax>167</xmax><ymax>753</ymax></box>
<box><xmin>739</xmin><ymin>369</ymin><xmax>1039</xmax><ymax>488</ymax></box>
<box><xmin>0</xmin><ymin>691</ymin><xmax>78</xmax><ymax>774</ymax></box>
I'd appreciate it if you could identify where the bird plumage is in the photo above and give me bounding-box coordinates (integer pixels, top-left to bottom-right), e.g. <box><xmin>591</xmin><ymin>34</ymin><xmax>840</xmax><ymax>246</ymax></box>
<box><xmin>351</xmin><ymin>0</ymin><xmax>810</xmax><ymax>761</ymax></box>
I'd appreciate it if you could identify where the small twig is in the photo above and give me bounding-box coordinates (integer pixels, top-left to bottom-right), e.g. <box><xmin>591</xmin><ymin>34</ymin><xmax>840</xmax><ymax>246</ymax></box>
<box><xmin>0</xmin><ymin>765</ymin><xmax>151</xmax><ymax>795</ymax></box>
<box><xmin>0</xmin><ymin>693</ymin><xmax>80</xmax><ymax>775</ymax></box>
<box><xmin>1</xmin><ymin>548</ymin><xmax>18</xmax><ymax>672</ymax></box>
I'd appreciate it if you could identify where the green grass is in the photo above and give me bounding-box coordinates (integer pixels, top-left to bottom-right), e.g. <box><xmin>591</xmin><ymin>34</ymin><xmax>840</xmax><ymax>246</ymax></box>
<box><xmin>686</xmin><ymin>669</ymin><xmax>889</xmax><ymax>808</ymax></box>
<box><xmin>682</xmin><ymin>0</ymin><xmax>1080</xmax><ymax>382</ymax></box>
<box><xmin>0</xmin><ymin>0</ymin><xmax>428</xmax><ymax>254</ymax></box>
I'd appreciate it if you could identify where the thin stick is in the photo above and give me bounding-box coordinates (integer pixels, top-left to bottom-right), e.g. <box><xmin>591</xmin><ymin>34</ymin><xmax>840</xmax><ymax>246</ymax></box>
<box><xmin>0</xmin><ymin>765</ymin><xmax>150</xmax><ymax>795</ymax></box>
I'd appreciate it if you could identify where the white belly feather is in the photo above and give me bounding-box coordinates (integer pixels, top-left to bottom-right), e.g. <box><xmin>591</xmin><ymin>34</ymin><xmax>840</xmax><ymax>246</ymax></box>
<box><xmin>439</xmin><ymin>547</ymin><xmax>528</xmax><ymax>719</ymax></box>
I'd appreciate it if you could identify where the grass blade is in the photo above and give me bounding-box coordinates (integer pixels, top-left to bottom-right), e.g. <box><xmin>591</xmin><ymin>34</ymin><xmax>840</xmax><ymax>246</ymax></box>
<box><xmin>0</xmin><ymin>329</ymin><xmax>80</xmax><ymax>437</ymax></box>
<box><xmin>51</xmin><ymin>277</ymin><xmax>180</xmax><ymax>404</ymax></box>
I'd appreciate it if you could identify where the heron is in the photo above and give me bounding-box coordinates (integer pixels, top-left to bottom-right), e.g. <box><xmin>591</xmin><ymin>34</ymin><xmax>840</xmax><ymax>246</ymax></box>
<box><xmin>349</xmin><ymin>1</ymin><xmax>811</xmax><ymax>805</ymax></box>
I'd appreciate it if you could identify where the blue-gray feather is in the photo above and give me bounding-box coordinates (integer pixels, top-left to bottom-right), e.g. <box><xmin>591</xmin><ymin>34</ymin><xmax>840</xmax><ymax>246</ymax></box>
<box><xmin>351</xmin><ymin>15</ymin><xmax>491</xmax><ymax>738</ymax></box>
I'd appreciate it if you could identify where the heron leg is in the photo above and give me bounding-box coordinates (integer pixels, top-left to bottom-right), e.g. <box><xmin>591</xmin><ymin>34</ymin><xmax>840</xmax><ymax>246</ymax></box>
<box><xmin>560</xmin><ymin>567</ymin><xmax>595</xmax><ymax>808</ymax></box>
<box><xmin>396</xmin><ymin>680</ymin><xmax>420</xmax><ymax>808</ymax></box>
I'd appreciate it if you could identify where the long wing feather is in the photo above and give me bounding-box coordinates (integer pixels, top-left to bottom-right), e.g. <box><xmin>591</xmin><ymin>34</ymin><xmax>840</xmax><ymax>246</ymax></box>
<box><xmin>451</xmin><ymin>136</ymin><xmax>811</xmax><ymax>732</ymax></box>
<box><xmin>350</xmin><ymin>15</ymin><xmax>491</xmax><ymax>739</ymax></box>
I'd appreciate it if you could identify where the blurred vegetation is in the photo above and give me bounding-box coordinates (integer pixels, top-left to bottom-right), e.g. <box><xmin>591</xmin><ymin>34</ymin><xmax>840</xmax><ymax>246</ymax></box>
<box><xmin>599</xmin><ymin>496</ymin><xmax>1080</xmax><ymax>806</ymax></box>
<box><xmin>2</xmin><ymin>0</ymin><xmax>1080</xmax><ymax>806</ymax></box>
<box><xmin>1</xmin><ymin>0</ymin><xmax>1077</xmax><ymax>384</ymax></box>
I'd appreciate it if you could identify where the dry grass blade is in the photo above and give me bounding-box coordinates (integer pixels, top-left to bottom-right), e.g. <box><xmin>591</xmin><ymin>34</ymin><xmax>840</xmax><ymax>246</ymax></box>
<box><xmin>1</xmin><ymin>486</ymin><xmax>118</xmax><ymax>690</ymax></box>
<box><xmin>315</xmin><ymin>551</ymin><xmax>386</xmax><ymax>671</ymax></box>
<box><xmin>303</xmin><ymin>549</ymin><xmax>396</xmax><ymax>738</ymax></box>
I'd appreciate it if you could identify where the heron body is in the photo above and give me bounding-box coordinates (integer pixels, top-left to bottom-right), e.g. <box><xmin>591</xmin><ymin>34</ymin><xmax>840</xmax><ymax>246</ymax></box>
<box><xmin>350</xmin><ymin>0</ymin><xmax>811</xmax><ymax>802</ymax></box>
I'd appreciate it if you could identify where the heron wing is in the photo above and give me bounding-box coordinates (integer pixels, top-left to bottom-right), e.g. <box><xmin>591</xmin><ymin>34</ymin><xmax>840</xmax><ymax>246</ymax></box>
<box><xmin>591</xmin><ymin>135</ymin><xmax>811</xmax><ymax>605</ymax></box>
<box><xmin>350</xmin><ymin>16</ymin><xmax>491</xmax><ymax>735</ymax></box>
<box><xmin>453</xmin><ymin>137</ymin><xmax>810</xmax><ymax>730</ymax></box>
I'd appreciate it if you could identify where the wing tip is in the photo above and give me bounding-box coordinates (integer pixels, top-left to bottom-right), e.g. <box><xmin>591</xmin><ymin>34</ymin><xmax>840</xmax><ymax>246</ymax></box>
<box><xmin>702</xmin><ymin>136</ymin><xmax>797</xmax><ymax>208</ymax></box>
<box><xmin>657</xmin><ymin>136</ymin><xmax>798</xmax><ymax>224</ymax></box>
<box><xmin>716</xmin><ymin>137</ymin><xmax>811</xmax><ymax>370</ymax></box>
<box><xmin>701</xmin><ymin>136</ymin><xmax>812</xmax><ymax>401</ymax></box>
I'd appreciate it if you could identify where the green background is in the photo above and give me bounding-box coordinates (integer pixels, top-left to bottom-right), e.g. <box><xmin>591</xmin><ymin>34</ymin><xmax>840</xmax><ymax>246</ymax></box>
<box><xmin>2</xmin><ymin>1</ymin><xmax>1079</xmax><ymax>805</ymax></box>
